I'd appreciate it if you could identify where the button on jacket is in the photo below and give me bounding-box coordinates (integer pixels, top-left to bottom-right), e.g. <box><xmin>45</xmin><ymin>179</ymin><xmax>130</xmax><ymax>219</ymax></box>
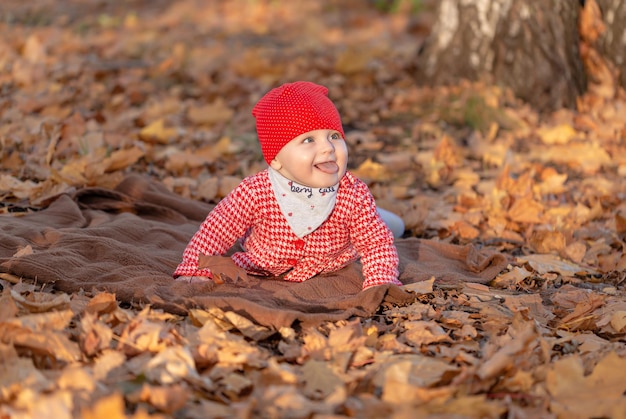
<box><xmin>174</xmin><ymin>170</ymin><xmax>401</xmax><ymax>289</ymax></box>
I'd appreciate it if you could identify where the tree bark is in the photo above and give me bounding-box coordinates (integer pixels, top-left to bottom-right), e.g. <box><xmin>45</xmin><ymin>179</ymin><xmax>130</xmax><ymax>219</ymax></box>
<box><xmin>594</xmin><ymin>0</ymin><xmax>626</xmax><ymax>92</ymax></box>
<box><xmin>415</xmin><ymin>0</ymin><xmax>624</xmax><ymax>112</ymax></box>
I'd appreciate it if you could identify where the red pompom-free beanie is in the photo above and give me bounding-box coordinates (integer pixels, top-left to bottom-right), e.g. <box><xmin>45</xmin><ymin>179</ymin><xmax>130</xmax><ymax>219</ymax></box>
<box><xmin>252</xmin><ymin>81</ymin><xmax>345</xmax><ymax>164</ymax></box>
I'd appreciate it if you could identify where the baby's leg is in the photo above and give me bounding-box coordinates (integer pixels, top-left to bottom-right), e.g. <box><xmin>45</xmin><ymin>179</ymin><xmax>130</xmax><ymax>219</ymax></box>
<box><xmin>377</xmin><ymin>208</ymin><xmax>405</xmax><ymax>239</ymax></box>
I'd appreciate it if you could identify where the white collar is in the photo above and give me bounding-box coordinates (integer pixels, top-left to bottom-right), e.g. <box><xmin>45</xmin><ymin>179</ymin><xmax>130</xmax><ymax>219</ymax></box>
<box><xmin>268</xmin><ymin>168</ymin><xmax>338</xmax><ymax>237</ymax></box>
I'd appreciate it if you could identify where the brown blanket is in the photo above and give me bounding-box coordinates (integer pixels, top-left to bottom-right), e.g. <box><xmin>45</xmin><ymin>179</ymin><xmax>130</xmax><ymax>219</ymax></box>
<box><xmin>0</xmin><ymin>175</ymin><xmax>509</xmax><ymax>329</ymax></box>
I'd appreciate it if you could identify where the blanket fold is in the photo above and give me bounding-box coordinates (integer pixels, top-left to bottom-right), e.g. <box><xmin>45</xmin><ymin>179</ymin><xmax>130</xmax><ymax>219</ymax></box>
<box><xmin>0</xmin><ymin>175</ymin><xmax>510</xmax><ymax>329</ymax></box>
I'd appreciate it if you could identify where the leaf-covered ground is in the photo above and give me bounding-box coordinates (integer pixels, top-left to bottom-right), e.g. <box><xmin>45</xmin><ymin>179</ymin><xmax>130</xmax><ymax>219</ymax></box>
<box><xmin>1</xmin><ymin>1</ymin><xmax>626</xmax><ymax>418</ymax></box>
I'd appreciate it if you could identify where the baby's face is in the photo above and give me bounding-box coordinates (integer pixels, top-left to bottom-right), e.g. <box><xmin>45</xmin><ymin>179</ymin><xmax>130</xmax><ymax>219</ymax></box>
<box><xmin>270</xmin><ymin>129</ymin><xmax>348</xmax><ymax>188</ymax></box>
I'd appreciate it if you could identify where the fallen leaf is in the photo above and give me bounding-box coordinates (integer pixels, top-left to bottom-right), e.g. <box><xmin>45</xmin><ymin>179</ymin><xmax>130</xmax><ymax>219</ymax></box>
<box><xmin>10</xmin><ymin>289</ymin><xmax>70</xmax><ymax>313</ymax></box>
<box><xmin>81</xmin><ymin>392</ymin><xmax>127</xmax><ymax>419</ymax></box>
<box><xmin>80</xmin><ymin>312</ymin><xmax>113</xmax><ymax>356</ymax></box>
<box><xmin>547</xmin><ymin>352</ymin><xmax>626</xmax><ymax>418</ymax></box>
<box><xmin>1</xmin><ymin>326</ymin><xmax>82</xmax><ymax>362</ymax></box>
<box><xmin>144</xmin><ymin>346</ymin><xmax>198</xmax><ymax>385</ymax></box>
<box><xmin>84</xmin><ymin>292</ymin><xmax>119</xmax><ymax>316</ymax></box>
<box><xmin>0</xmin><ymin>343</ymin><xmax>50</xmax><ymax>399</ymax></box>
<box><xmin>403</xmin><ymin>277</ymin><xmax>435</xmax><ymax>294</ymax></box>
<box><xmin>402</xmin><ymin>321</ymin><xmax>452</xmax><ymax>346</ymax></box>
<box><xmin>12</xmin><ymin>245</ymin><xmax>33</xmax><ymax>258</ymax></box>
<box><xmin>300</xmin><ymin>359</ymin><xmax>343</xmax><ymax>399</ymax></box>
<box><xmin>529</xmin><ymin>230</ymin><xmax>566</xmax><ymax>254</ymax></box>
<box><xmin>609</xmin><ymin>311</ymin><xmax>626</xmax><ymax>333</ymax></box>
<box><xmin>57</xmin><ymin>365</ymin><xmax>96</xmax><ymax>392</ymax></box>
<box><xmin>352</xmin><ymin>158</ymin><xmax>391</xmax><ymax>181</ymax></box>
<box><xmin>537</xmin><ymin>124</ymin><xmax>578</xmax><ymax>145</ymax></box>
<box><xmin>477</xmin><ymin>320</ymin><xmax>537</xmax><ymax>380</ymax></box>
<box><xmin>139</xmin><ymin>119</ymin><xmax>178</xmax><ymax>144</ymax></box>
<box><xmin>187</xmin><ymin>99</ymin><xmax>234</xmax><ymax>126</ymax></box>
<box><xmin>492</xmin><ymin>266</ymin><xmax>532</xmax><ymax>287</ymax></box>
<box><xmin>508</xmin><ymin>196</ymin><xmax>544</xmax><ymax>224</ymax></box>
<box><xmin>138</xmin><ymin>383</ymin><xmax>189</xmax><ymax>413</ymax></box>
<box><xmin>2</xmin><ymin>308</ymin><xmax>74</xmax><ymax>331</ymax></box>
<box><xmin>102</xmin><ymin>146</ymin><xmax>145</xmax><ymax>172</ymax></box>
<box><xmin>530</xmin><ymin>143</ymin><xmax>612</xmax><ymax>174</ymax></box>
<box><xmin>223</xmin><ymin>311</ymin><xmax>274</xmax><ymax>341</ymax></box>
<box><xmin>373</xmin><ymin>354</ymin><xmax>459</xmax><ymax>403</ymax></box>
<box><xmin>519</xmin><ymin>254</ymin><xmax>597</xmax><ymax>276</ymax></box>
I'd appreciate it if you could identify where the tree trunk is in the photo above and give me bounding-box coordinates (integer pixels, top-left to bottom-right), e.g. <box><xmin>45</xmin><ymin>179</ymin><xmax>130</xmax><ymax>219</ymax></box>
<box><xmin>415</xmin><ymin>0</ymin><xmax>625</xmax><ymax>112</ymax></box>
<box><xmin>588</xmin><ymin>0</ymin><xmax>626</xmax><ymax>96</ymax></box>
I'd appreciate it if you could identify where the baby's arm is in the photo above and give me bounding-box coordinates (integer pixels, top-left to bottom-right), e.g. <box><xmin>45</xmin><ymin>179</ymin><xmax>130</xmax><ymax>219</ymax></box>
<box><xmin>349</xmin><ymin>182</ymin><xmax>402</xmax><ymax>289</ymax></box>
<box><xmin>173</xmin><ymin>181</ymin><xmax>256</xmax><ymax>281</ymax></box>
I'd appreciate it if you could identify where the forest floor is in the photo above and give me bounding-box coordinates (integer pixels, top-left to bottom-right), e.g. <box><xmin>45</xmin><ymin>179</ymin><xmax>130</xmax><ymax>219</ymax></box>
<box><xmin>1</xmin><ymin>1</ymin><xmax>626</xmax><ymax>418</ymax></box>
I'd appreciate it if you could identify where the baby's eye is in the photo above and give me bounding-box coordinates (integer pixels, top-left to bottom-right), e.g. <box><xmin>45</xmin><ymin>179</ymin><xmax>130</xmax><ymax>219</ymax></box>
<box><xmin>330</xmin><ymin>132</ymin><xmax>342</xmax><ymax>140</ymax></box>
<box><xmin>302</xmin><ymin>137</ymin><xmax>314</xmax><ymax>144</ymax></box>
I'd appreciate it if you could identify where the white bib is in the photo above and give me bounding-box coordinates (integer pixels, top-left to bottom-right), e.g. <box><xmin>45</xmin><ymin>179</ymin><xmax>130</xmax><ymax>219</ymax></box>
<box><xmin>268</xmin><ymin>168</ymin><xmax>338</xmax><ymax>238</ymax></box>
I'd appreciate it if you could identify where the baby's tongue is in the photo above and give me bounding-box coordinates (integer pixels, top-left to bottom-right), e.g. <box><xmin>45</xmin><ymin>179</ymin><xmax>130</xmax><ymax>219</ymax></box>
<box><xmin>315</xmin><ymin>162</ymin><xmax>339</xmax><ymax>174</ymax></box>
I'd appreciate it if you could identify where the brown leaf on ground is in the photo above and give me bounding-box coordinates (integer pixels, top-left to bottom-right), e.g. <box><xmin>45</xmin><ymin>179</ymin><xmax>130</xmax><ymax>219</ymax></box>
<box><xmin>547</xmin><ymin>352</ymin><xmax>626</xmax><ymax>418</ymax></box>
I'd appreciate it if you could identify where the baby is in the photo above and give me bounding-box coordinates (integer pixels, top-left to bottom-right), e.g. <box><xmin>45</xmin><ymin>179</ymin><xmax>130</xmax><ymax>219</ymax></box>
<box><xmin>174</xmin><ymin>81</ymin><xmax>403</xmax><ymax>289</ymax></box>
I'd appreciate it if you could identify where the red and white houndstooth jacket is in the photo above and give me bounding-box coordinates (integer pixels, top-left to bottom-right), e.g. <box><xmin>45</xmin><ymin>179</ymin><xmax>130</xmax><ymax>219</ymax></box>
<box><xmin>173</xmin><ymin>170</ymin><xmax>401</xmax><ymax>289</ymax></box>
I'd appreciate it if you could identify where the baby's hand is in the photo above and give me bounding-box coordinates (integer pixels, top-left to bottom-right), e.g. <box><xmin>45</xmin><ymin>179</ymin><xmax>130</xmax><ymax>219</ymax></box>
<box><xmin>175</xmin><ymin>276</ymin><xmax>213</xmax><ymax>284</ymax></box>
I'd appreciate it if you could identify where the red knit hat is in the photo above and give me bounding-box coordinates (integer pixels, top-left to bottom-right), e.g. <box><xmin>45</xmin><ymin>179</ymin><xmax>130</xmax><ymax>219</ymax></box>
<box><xmin>252</xmin><ymin>81</ymin><xmax>345</xmax><ymax>164</ymax></box>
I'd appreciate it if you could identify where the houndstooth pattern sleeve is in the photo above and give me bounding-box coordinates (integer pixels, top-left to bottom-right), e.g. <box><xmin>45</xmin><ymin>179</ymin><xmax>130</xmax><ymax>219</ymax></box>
<box><xmin>345</xmin><ymin>177</ymin><xmax>401</xmax><ymax>289</ymax></box>
<box><xmin>173</xmin><ymin>177</ymin><xmax>257</xmax><ymax>278</ymax></box>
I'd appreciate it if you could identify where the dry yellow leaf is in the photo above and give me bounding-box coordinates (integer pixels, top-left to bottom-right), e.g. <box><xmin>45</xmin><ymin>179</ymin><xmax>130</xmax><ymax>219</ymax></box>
<box><xmin>300</xmin><ymin>359</ymin><xmax>343</xmax><ymax>399</ymax></box>
<box><xmin>402</xmin><ymin>277</ymin><xmax>435</xmax><ymax>294</ymax></box>
<box><xmin>165</xmin><ymin>150</ymin><xmax>208</xmax><ymax>173</ymax></box>
<box><xmin>139</xmin><ymin>383</ymin><xmax>189</xmax><ymax>413</ymax></box>
<box><xmin>609</xmin><ymin>311</ymin><xmax>626</xmax><ymax>333</ymax></box>
<box><xmin>139</xmin><ymin>119</ymin><xmax>178</xmax><ymax>144</ymax></box>
<box><xmin>223</xmin><ymin>310</ymin><xmax>274</xmax><ymax>341</ymax></box>
<box><xmin>508</xmin><ymin>196</ymin><xmax>543</xmax><ymax>224</ymax></box>
<box><xmin>537</xmin><ymin>124</ymin><xmax>578</xmax><ymax>145</ymax></box>
<box><xmin>102</xmin><ymin>147</ymin><xmax>145</xmax><ymax>172</ymax></box>
<box><xmin>520</xmin><ymin>254</ymin><xmax>597</xmax><ymax>276</ymax></box>
<box><xmin>80</xmin><ymin>312</ymin><xmax>113</xmax><ymax>356</ymax></box>
<box><xmin>81</xmin><ymin>393</ymin><xmax>127</xmax><ymax>419</ymax></box>
<box><xmin>0</xmin><ymin>175</ymin><xmax>38</xmax><ymax>199</ymax></box>
<box><xmin>15</xmin><ymin>390</ymin><xmax>74</xmax><ymax>419</ymax></box>
<box><xmin>547</xmin><ymin>352</ymin><xmax>626</xmax><ymax>418</ymax></box>
<box><xmin>402</xmin><ymin>321</ymin><xmax>452</xmax><ymax>346</ymax></box>
<box><xmin>187</xmin><ymin>98</ymin><xmax>234</xmax><ymax>126</ymax></box>
<box><xmin>84</xmin><ymin>292</ymin><xmax>119</xmax><ymax>316</ymax></box>
<box><xmin>433</xmin><ymin>135</ymin><xmax>462</xmax><ymax>167</ymax></box>
<box><xmin>352</xmin><ymin>158</ymin><xmax>391</xmax><ymax>182</ymax></box>
<box><xmin>3</xmin><ymin>308</ymin><xmax>74</xmax><ymax>331</ymax></box>
<box><xmin>530</xmin><ymin>143</ymin><xmax>611</xmax><ymax>174</ymax></box>
<box><xmin>118</xmin><ymin>317</ymin><xmax>170</xmax><ymax>356</ymax></box>
<box><xmin>3</xmin><ymin>327</ymin><xmax>82</xmax><ymax>362</ymax></box>
<box><xmin>530</xmin><ymin>230</ymin><xmax>566</xmax><ymax>254</ymax></box>
<box><xmin>11</xmin><ymin>244</ymin><xmax>33</xmax><ymax>258</ymax></box>
<box><xmin>492</xmin><ymin>266</ymin><xmax>532</xmax><ymax>287</ymax></box>
<box><xmin>0</xmin><ymin>343</ymin><xmax>50</xmax><ymax>400</ymax></box>
<box><xmin>452</xmin><ymin>220</ymin><xmax>480</xmax><ymax>240</ymax></box>
<box><xmin>144</xmin><ymin>346</ymin><xmax>197</xmax><ymax>385</ymax></box>
<box><xmin>374</xmin><ymin>354</ymin><xmax>458</xmax><ymax>403</ymax></box>
<box><xmin>10</xmin><ymin>289</ymin><xmax>70</xmax><ymax>313</ymax></box>
<box><xmin>564</xmin><ymin>241</ymin><xmax>587</xmax><ymax>263</ymax></box>
<box><xmin>57</xmin><ymin>366</ymin><xmax>96</xmax><ymax>392</ymax></box>
<box><xmin>328</xmin><ymin>320</ymin><xmax>366</xmax><ymax>354</ymax></box>
<box><xmin>477</xmin><ymin>321</ymin><xmax>537</xmax><ymax>380</ymax></box>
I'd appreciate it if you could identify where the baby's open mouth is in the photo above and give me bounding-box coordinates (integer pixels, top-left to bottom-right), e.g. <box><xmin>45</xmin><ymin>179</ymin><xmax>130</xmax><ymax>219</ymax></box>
<box><xmin>315</xmin><ymin>161</ymin><xmax>339</xmax><ymax>174</ymax></box>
